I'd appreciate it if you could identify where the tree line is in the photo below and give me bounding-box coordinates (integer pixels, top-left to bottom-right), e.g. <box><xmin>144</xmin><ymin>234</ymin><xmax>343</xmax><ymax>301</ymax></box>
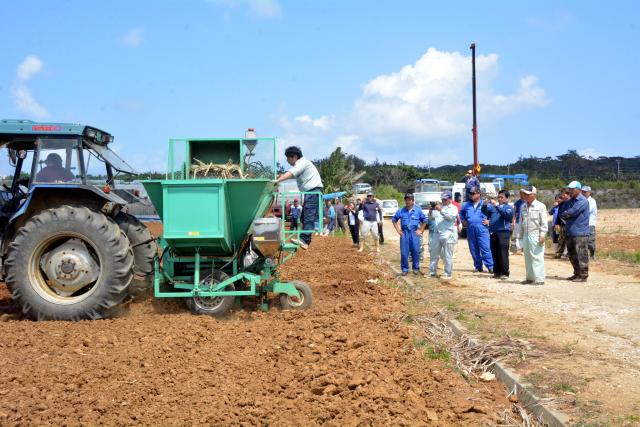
<box><xmin>314</xmin><ymin>148</ymin><xmax>640</xmax><ymax>195</ymax></box>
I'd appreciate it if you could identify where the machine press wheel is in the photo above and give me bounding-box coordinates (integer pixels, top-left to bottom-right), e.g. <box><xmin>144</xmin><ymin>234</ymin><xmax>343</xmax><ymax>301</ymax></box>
<box><xmin>279</xmin><ymin>280</ymin><xmax>312</xmax><ymax>310</ymax></box>
<box><xmin>185</xmin><ymin>270</ymin><xmax>235</xmax><ymax>317</ymax></box>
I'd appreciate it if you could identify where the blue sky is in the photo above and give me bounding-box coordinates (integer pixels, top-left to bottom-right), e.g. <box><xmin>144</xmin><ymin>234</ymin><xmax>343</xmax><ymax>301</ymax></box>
<box><xmin>1</xmin><ymin>0</ymin><xmax>638</xmax><ymax>171</ymax></box>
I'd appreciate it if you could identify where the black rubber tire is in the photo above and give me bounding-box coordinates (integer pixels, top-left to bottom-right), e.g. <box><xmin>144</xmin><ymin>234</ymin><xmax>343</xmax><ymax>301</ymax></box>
<box><xmin>185</xmin><ymin>270</ymin><xmax>235</xmax><ymax>317</ymax></box>
<box><xmin>279</xmin><ymin>280</ymin><xmax>313</xmax><ymax>310</ymax></box>
<box><xmin>5</xmin><ymin>205</ymin><xmax>134</xmax><ymax>321</ymax></box>
<box><xmin>114</xmin><ymin>212</ymin><xmax>157</xmax><ymax>277</ymax></box>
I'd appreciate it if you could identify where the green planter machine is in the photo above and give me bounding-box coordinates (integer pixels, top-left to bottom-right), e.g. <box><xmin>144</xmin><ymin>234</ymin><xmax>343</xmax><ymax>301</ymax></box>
<box><xmin>142</xmin><ymin>136</ymin><xmax>320</xmax><ymax>316</ymax></box>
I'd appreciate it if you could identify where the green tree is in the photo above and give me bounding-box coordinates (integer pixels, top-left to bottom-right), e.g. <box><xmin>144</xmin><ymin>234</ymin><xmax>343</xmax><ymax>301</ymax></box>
<box><xmin>316</xmin><ymin>147</ymin><xmax>365</xmax><ymax>193</ymax></box>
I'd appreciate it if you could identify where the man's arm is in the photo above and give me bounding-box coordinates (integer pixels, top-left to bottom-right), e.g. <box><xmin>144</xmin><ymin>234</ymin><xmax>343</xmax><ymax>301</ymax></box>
<box><xmin>538</xmin><ymin>204</ymin><xmax>548</xmax><ymax>244</ymax></box>
<box><xmin>562</xmin><ymin>198</ymin><xmax>588</xmax><ymax>219</ymax></box>
<box><xmin>275</xmin><ymin>171</ymin><xmax>293</xmax><ymax>183</ymax></box>
<box><xmin>441</xmin><ymin>205</ymin><xmax>457</xmax><ymax>222</ymax></box>
<box><xmin>496</xmin><ymin>204</ymin><xmax>514</xmax><ymax>222</ymax></box>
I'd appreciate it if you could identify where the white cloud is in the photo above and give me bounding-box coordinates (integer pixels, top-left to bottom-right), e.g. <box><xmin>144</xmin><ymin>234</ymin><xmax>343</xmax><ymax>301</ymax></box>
<box><xmin>120</xmin><ymin>28</ymin><xmax>144</xmax><ymax>47</ymax></box>
<box><xmin>210</xmin><ymin>0</ymin><xmax>281</xmax><ymax>18</ymax></box>
<box><xmin>579</xmin><ymin>148</ymin><xmax>605</xmax><ymax>159</ymax></box>
<box><xmin>12</xmin><ymin>86</ymin><xmax>49</xmax><ymax>118</ymax></box>
<box><xmin>17</xmin><ymin>55</ymin><xmax>43</xmax><ymax>81</ymax></box>
<box><xmin>294</xmin><ymin>114</ymin><xmax>332</xmax><ymax>130</ymax></box>
<box><xmin>354</xmin><ymin>47</ymin><xmax>548</xmax><ymax>138</ymax></box>
<box><xmin>12</xmin><ymin>55</ymin><xmax>49</xmax><ymax>118</ymax></box>
<box><xmin>277</xmin><ymin>47</ymin><xmax>548</xmax><ymax>165</ymax></box>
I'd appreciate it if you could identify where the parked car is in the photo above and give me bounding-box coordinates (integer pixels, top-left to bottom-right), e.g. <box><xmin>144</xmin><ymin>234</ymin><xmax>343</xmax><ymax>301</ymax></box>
<box><xmin>380</xmin><ymin>199</ymin><xmax>399</xmax><ymax>217</ymax></box>
<box><xmin>353</xmin><ymin>182</ymin><xmax>372</xmax><ymax>194</ymax></box>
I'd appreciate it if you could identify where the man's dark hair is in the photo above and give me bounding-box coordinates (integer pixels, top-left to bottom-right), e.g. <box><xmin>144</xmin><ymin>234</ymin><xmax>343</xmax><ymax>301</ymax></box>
<box><xmin>498</xmin><ymin>189</ymin><xmax>510</xmax><ymax>198</ymax></box>
<box><xmin>284</xmin><ymin>146</ymin><xmax>303</xmax><ymax>159</ymax></box>
<box><xmin>454</xmin><ymin>193</ymin><xmax>461</xmax><ymax>202</ymax></box>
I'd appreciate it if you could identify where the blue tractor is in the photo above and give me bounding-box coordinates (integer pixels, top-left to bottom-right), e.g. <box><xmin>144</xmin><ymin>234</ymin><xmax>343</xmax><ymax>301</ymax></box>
<box><xmin>0</xmin><ymin>119</ymin><xmax>156</xmax><ymax>320</ymax></box>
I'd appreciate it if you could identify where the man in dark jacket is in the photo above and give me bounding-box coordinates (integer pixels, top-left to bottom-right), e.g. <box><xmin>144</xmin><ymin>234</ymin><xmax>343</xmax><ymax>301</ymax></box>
<box><xmin>560</xmin><ymin>181</ymin><xmax>591</xmax><ymax>282</ymax></box>
<box><xmin>486</xmin><ymin>190</ymin><xmax>514</xmax><ymax>279</ymax></box>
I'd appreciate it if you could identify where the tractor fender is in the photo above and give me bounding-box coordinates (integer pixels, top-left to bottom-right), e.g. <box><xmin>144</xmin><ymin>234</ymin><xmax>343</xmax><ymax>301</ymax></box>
<box><xmin>9</xmin><ymin>184</ymin><xmax>127</xmax><ymax>224</ymax></box>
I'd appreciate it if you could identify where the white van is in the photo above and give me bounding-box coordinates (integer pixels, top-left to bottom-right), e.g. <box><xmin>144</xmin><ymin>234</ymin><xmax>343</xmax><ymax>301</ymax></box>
<box><xmin>353</xmin><ymin>182</ymin><xmax>372</xmax><ymax>194</ymax></box>
<box><xmin>380</xmin><ymin>199</ymin><xmax>399</xmax><ymax>217</ymax></box>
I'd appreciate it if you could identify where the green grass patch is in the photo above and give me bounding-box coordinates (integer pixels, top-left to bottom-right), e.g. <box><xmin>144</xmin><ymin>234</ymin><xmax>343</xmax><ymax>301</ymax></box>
<box><xmin>603</xmin><ymin>249</ymin><xmax>640</xmax><ymax>264</ymax></box>
<box><xmin>424</xmin><ymin>344</ymin><xmax>451</xmax><ymax>361</ymax></box>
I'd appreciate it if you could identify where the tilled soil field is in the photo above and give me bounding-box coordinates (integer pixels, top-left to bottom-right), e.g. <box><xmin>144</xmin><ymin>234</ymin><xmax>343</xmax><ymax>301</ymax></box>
<box><xmin>0</xmin><ymin>237</ymin><xmax>510</xmax><ymax>425</ymax></box>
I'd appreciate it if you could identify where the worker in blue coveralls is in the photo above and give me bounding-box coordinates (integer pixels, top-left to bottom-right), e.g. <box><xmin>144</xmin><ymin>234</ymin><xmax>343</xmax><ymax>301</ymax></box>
<box><xmin>392</xmin><ymin>193</ymin><xmax>427</xmax><ymax>276</ymax></box>
<box><xmin>462</xmin><ymin>170</ymin><xmax>480</xmax><ymax>202</ymax></box>
<box><xmin>459</xmin><ymin>186</ymin><xmax>494</xmax><ymax>273</ymax></box>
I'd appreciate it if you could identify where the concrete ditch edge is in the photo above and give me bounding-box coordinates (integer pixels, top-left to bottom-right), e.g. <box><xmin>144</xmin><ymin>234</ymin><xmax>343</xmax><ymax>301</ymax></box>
<box><xmin>378</xmin><ymin>257</ymin><xmax>568</xmax><ymax>427</ymax></box>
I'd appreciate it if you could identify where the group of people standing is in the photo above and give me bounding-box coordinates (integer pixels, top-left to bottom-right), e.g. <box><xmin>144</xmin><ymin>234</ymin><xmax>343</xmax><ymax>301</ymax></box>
<box><xmin>390</xmin><ymin>179</ymin><xmax>598</xmax><ymax>286</ymax></box>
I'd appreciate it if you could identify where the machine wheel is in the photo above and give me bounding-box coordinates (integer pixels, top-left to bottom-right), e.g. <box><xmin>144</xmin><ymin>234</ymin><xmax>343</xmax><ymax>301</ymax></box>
<box><xmin>279</xmin><ymin>280</ymin><xmax>312</xmax><ymax>310</ymax></box>
<box><xmin>185</xmin><ymin>270</ymin><xmax>235</xmax><ymax>317</ymax></box>
<box><xmin>115</xmin><ymin>212</ymin><xmax>157</xmax><ymax>277</ymax></box>
<box><xmin>5</xmin><ymin>205</ymin><xmax>134</xmax><ymax>320</ymax></box>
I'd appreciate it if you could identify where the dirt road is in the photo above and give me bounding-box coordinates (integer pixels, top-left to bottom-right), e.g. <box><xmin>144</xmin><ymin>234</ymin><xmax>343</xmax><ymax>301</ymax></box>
<box><xmin>379</xmin><ymin>208</ymin><xmax>640</xmax><ymax>425</ymax></box>
<box><xmin>0</xmin><ymin>237</ymin><xmax>511</xmax><ymax>425</ymax></box>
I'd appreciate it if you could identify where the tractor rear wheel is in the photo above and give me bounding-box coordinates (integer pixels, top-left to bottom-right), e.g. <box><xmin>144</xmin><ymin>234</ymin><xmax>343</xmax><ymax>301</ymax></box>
<box><xmin>114</xmin><ymin>212</ymin><xmax>157</xmax><ymax>277</ymax></box>
<box><xmin>279</xmin><ymin>280</ymin><xmax>312</xmax><ymax>310</ymax></box>
<box><xmin>5</xmin><ymin>205</ymin><xmax>134</xmax><ymax>320</ymax></box>
<box><xmin>185</xmin><ymin>270</ymin><xmax>235</xmax><ymax>317</ymax></box>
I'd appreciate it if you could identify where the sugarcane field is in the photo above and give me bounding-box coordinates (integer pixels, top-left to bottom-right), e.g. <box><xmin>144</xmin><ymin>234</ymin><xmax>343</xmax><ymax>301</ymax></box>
<box><xmin>1</xmin><ymin>2</ymin><xmax>640</xmax><ymax>426</ymax></box>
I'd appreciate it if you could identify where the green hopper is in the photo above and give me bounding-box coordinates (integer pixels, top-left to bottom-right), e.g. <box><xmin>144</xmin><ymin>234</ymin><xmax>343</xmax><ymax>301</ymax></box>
<box><xmin>142</xmin><ymin>135</ymin><xmax>321</xmax><ymax>316</ymax></box>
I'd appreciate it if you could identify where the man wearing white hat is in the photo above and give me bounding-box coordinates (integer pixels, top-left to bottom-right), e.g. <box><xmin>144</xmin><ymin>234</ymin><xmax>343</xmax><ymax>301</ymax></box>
<box><xmin>560</xmin><ymin>181</ymin><xmax>591</xmax><ymax>282</ymax></box>
<box><xmin>516</xmin><ymin>185</ymin><xmax>547</xmax><ymax>285</ymax></box>
<box><xmin>581</xmin><ymin>185</ymin><xmax>598</xmax><ymax>260</ymax></box>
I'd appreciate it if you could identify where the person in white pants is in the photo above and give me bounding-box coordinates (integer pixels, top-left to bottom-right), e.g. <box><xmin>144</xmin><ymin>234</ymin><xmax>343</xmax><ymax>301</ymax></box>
<box><xmin>516</xmin><ymin>186</ymin><xmax>548</xmax><ymax>285</ymax></box>
<box><xmin>428</xmin><ymin>191</ymin><xmax>459</xmax><ymax>279</ymax></box>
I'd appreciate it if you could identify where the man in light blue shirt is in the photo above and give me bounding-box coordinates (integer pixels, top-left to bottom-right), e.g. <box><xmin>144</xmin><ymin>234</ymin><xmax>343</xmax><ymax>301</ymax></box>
<box><xmin>428</xmin><ymin>191</ymin><xmax>458</xmax><ymax>279</ymax></box>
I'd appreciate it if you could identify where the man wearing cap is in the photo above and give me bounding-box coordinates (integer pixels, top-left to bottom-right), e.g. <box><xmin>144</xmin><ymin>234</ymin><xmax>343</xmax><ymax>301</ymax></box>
<box><xmin>428</xmin><ymin>191</ymin><xmax>458</xmax><ymax>279</ymax></box>
<box><xmin>486</xmin><ymin>190</ymin><xmax>515</xmax><ymax>279</ymax></box>
<box><xmin>459</xmin><ymin>186</ymin><xmax>494</xmax><ymax>273</ymax></box>
<box><xmin>560</xmin><ymin>181</ymin><xmax>590</xmax><ymax>282</ymax></box>
<box><xmin>358</xmin><ymin>192</ymin><xmax>384</xmax><ymax>253</ymax></box>
<box><xmin>462</xmin><ymin>170</ymin><xmax>480</xmax><ymax>202</ymax></box>
<box><xmin>581</xmin><ymin>186</ymin><xmax>598</xmax><ymax>260</ymax></box>
<box><xmin>516</xmin><ymin>185</ymin><xmax>548</xmax><ymax>285</ymax></box>
<box><xmin>392</xmin><ymin>193</ymin><xmax>427</xmax><ymax>276</ymax></box>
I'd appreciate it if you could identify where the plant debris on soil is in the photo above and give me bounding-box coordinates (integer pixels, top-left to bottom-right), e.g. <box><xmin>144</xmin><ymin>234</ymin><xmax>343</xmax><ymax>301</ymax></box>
<box><xmin>0</xmin><ymin>236</ymin><xmax>512</xmax><ymax>425</ymax></box>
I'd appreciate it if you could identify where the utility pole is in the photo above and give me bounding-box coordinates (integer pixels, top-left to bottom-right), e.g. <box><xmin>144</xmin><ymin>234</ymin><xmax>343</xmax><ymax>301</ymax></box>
<box><xmin>470</xmin><ymin>43</ymin><xmax>479</xmax><ymax>176</ymax></box>
<box><xmin>616</xmin><ymin>160</ymin><xmax>621</xmax><ymax>180</ymax></box>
